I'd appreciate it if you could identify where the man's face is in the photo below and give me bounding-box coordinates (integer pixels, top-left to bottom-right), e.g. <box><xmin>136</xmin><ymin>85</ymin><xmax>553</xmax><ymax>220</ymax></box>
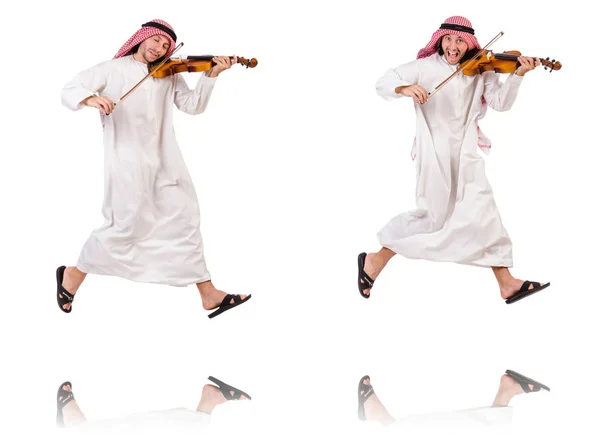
<box><xmin>440</xmin><ymin>34</ymin><xmax>469</xmax><ymax>65</ymax></box>
<box><xmin>137</xmin><ymin>34</ymin><xmax>171</xmax><ymax>64</ymax></box>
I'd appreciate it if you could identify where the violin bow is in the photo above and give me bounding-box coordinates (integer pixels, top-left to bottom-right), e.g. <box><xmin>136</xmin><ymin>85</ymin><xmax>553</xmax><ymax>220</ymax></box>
<box><xmin>427</xmin><ymin>31</ymin><xmax>504</xmax><ymax>99</ymax></box>
<box><xmin>111</xmin><ymin>42</ymin><xmax>185</xmax><ymax>111</ymax></box>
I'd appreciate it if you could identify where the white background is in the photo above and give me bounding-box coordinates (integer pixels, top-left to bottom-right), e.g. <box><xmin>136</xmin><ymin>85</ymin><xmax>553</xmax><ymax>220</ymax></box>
<box><xmin>1</xmin><ymin>0</ymin><xmax>598</xmax><ymax>434</ymax></box>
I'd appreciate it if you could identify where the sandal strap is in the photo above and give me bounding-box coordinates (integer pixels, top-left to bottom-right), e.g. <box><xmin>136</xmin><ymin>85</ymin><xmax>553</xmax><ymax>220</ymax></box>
<box><xmin>358</xmin><ymin>254</ymin><xmax>375</xmax><ymax>289</ymax></box>
<box><xmin>58</xmin><ymin>391</ymin><xmax>74</xmax><ymax>405</ymax></box>
<box><xmin>220</xmin><ymin>294</ymin><xmax>241</xmax><ymax>308</ymax></box>
<box><xmin>360</xmin><ymin>385</ymin><xmax>374</xmax><ymax>402</ymax></box>
<box><xmin>58</xmin><ymin>289</ymin><xmax>74</xmax><ymax>303</ymax></box>
<box><xmin>226</xmin><ymin>388</ymin><xmax>242</xmax><ymax>400</ymax></box>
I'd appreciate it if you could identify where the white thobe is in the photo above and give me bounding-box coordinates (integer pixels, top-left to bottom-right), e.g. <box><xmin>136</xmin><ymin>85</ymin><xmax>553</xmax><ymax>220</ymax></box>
<box><xmin>61</xmin><ymin>55</ymin><xmax>217</xmax><ymax>286</ymax></box>
<box><xmin>376</xmin><ymin>54</ymin><xmax>525</xmax><ymax>267</ymax></box>
<box><xmin>384</xmin><ymin>406</ymin><xmax>514</xmax><ymax>434</ymax></box>
<box><xmin>60</xmin><ymin>408</ymin><xmax>211</xmax><ymax>434</ymax></box>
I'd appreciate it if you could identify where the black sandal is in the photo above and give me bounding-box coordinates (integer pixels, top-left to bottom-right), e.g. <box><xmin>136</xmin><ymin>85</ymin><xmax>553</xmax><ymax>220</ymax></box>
<box><xmin>207</xmin><ymin>294</ymin><xmax>251</xmax><ymax>319</ymax></box>
<box><xmin>505</xmin><ymin>281</ymin><xmax>550</xmax><ymax>304</ymax></box>
<box><xmin>208</xmin><ymin>376</ymin><xmax>252</xmax><ymax>400</ymax></box>
<box><xmin>56</xmin><ymin>266</ymin><xmax>76</xmax><ymax>313</ymax></box>
<box><xmin>357</xmin><ymin>253</ymin><xmax>374</xmax><ymax>299</ymax></box>
<box><xmin>357</xmin><ymin>375</ymin><xmax>375</xmax><ymax>421</ymax></box>
<box><xmin>56</xmin><ymin>381</ymin><xmax>75</xmax><ymax>428</ymax></box>
<box><xmin>505</xmin><ymin>370</ymin><xmax>550</xmax><ymax>392</ymax></box>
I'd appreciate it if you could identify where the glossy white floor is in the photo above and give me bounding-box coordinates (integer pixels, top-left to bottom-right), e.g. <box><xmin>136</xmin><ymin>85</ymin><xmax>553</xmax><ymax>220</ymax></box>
<box><xmin>3</xmin><ymin>1</ymin><xmax>598</xmax><ymax>434</ymax></box>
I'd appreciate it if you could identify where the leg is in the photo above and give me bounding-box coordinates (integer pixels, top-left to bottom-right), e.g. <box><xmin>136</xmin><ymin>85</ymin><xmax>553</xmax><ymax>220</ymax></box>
<box><xmin>491</xmin><ymin>267</ymin><xmax>549</xmax><ymax>302</ymax></box>
<box><xmin>56</xmin><ymin>382</ymin><xmax>87</xmax><ymax>428</ymax></box>
<box><xmin>56</xmin><ymin>266</ymin><xmax>87</xmax><ymax>312</ymax></box>
<box><xmin>196</xmin><ymin>280</ymin><xmax>250</xmax><ymax>318</ymax></box>
<box><xmin>358</xmin><ymin>248</ymin><xmax>396</xmax><ymax>297</ymax></box>
<box><xmin>358</xmin><ymin>376</ymin><xmax>396</xmax><ymax>427</ymax></box>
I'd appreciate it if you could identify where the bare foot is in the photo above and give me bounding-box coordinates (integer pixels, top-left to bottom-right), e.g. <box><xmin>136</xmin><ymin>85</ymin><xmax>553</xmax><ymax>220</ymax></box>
<box><xmin>197</xmin><ymin>281</ymin><xmax>249</xmax><ymax>311</ymax></box>
<box><xmin>196</xmin><ymin>383</ymin><xmax>249</xmax><ymax>414</ymax></box>
<box><xmin>492</xmin><ymin>374</ymin><xmax>535</xmax><ymax>407</ymax></box>
<box><xmin>492</xmin><ymin>267</ymin><xmax>548</xmax><ymax>300</ymax></box>
<box><xmin>57</xmin><ymin>382</ymin><xmax>86</xmax><ymax>426</ymax></box>
<box><xmin>202</xmin><ymin>290</ymin><xmax>250</xmax><ymax>311</ymax></box>
<box><xmin>360</xmin><ymin>377</ymin><xmax>395</xmax><ymax>426</ymax></box>
<box><xmin>59</xmin><ymin>267</ymin><xmax>86</xmax><ymax>311</ymax></box>
<box><xmin>499</xmin><ymin>278</ymin><xmax>548</xmax><ymax>300</ymax></box>
<box><xmin>360</xmin><ymin>254</ymin><xmax>387</xmax><ymax>297</ymax></box>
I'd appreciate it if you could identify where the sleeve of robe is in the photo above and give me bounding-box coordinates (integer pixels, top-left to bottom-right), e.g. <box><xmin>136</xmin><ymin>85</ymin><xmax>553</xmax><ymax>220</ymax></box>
<box><xmin>375</xmin><ymin>59</ymin><xmax>421</xmax><ymax>101</ymax></box>
<box><xmin>482</xmin><ymin>71</ymin><xmax>524</xmax><ymax>112</ymax></box>
<box><xmin>61</xmin><ymin>62</ymin><xmax>110</xmax><ymax>111</ymax></box>
<box><xmin>173</xmin><ymin>73</ymin><xmax>217</xmax><ymax>115</ymax></box>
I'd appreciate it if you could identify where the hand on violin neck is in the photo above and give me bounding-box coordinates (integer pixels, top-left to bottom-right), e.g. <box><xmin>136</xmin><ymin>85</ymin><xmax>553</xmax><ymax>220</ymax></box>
<box><xmin>515</xmin><ymin>56</ymin><xmax>541</xmax><ymax>76</ymax></box>
<box><xmin>206</xmin><ymin>55</ymin><xmax>238</xmax><ymax>77</ymax></box>
<box><xmin>82</xmin><ymin>95</ymin><xmax>115</xmax><ymax>115</ymax></box>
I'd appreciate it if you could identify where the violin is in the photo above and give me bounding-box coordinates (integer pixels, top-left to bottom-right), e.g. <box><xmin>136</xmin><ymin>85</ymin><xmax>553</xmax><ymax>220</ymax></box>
<box><xmin>113</xmin><ymin>43</ymin><xmax>257</xmax><ymax>110</ymax></box>
<box><xmin>460</xmin><ymin>49</ymin><xmax>561</xmax><ymax>76</ymax></box>
<box><xmin>151</xmin><ymin>55</ymin><xmax>258</xmax><ymax>78</ymax></box>
<box><xmin>428</xmin><ymin>31</ymin><xmax>562</xmax><ymax>99</ymax></box>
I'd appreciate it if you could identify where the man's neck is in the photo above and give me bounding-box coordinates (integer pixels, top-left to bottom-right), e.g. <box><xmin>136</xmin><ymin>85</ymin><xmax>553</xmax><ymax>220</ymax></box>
<box><xmin>133</xmin><ymin>52</ymin><xmax>148</xmax><ymax>64</ymax></box>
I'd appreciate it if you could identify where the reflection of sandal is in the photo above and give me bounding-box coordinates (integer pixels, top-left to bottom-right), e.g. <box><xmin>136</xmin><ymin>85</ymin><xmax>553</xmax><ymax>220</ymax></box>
<box><xmin>357</xmin><ymin>375</ymin><xmax>375</xmax><ymax>421</ymax></box>
<box><xmin>505</xmin><ymin>370</ymin><xmax>550</xmax><ymax>392</ymax></box>
<box><xmin>56</xmin><ymin>266</ymin><xmax>75</xmax><ymax>313</ymax></box>
<box><xmin>357</xmin><ymin>253</ymin><xmax>374</xmax><ymax>299</ymax></box>
<box><xmin>207</xmin><ymin>294</ymin><xmax>251</xmax><ymax>319</ymax></box>
<box><xmin>56</xmin><ymin>381</ymin><xmax>74</xmax><ymax>428</ymax></box>
<box><xmin>505</xmin><ymin>281</ymin><xmax>550</xmax><ymax>304</ymax></box>
<box><xmin>208</xmin><ymin>376</ymin><xmax>252</xmax><ymax>400</ymax></box>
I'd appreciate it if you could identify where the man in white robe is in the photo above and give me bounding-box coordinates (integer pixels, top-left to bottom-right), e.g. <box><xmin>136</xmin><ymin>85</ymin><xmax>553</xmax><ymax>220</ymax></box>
<box><xmin>357</xmin><ymin>16</ymin><xmax>549</xmax><ymax>305</ymax></box>
<box><xmin>56</xmin><ymin>19</ymin><xmax>250</xmax><ymax>318</ymax></box>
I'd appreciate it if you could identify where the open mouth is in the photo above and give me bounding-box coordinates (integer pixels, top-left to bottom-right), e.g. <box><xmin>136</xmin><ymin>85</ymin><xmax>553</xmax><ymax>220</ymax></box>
<box><xmin>447</xmin><ymin>51</ymin><xmax>460</xmax><ymax>62</ymax></box>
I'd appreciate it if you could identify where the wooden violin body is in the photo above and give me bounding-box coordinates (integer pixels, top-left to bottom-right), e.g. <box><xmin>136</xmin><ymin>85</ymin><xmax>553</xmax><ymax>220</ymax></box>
<box><xmin>151</xmin><ymin>55</ymin><xmax>258</xmax><ymax>78</ymax></box>
<box><xmin>461</xmin><ymin>49</ymin><xmax>561</xmax><ymax>76</ymax></box>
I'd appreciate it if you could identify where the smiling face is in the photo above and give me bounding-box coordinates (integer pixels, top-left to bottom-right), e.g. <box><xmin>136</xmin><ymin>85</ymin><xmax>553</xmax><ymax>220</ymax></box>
<box><xmin>440</xmin><ymin>34</ymin><xmax>469</xmax><ymax>65</ymax></box>
<box><xmin>134</xmin><ymin>34</ymin><xmax>171</xmax><ymax>64</ymax></box>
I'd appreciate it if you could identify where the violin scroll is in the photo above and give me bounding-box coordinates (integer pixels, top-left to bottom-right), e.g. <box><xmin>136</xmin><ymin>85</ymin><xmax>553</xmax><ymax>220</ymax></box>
<box><xmin>542</xmin><ymin>57</ymin><xmax>561</xmax><ymax>72</ymax></box>
<box><xmin>237</xmin><ymin>57</ymin><xmax>258</xmax><ymax>68</ymax></box>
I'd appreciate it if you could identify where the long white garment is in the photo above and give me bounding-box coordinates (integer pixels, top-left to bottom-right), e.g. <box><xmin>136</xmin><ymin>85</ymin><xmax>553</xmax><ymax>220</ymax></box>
<box><xmin>60</xmin><ymin>408</ymin><xmax>211</xmax><ymax>435</ymax></box>
<box><xmin>375</xmin><ymin>54</ymin><xmax>524</xmax><ymax>267</ymax></box>
<box><xmin>382</xmin><ymin>406</ymin><xmax>514</xmax><ymax>434</ymax></box>
<box><xmin>61</xmin><ymin>56</ymin><xmax>217</xmax><ymax>286</ymax></box>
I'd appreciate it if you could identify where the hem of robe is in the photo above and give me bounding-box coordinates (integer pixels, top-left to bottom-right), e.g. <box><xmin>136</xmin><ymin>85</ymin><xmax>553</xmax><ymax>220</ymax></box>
<box><xmin>61</xmin><ymin>407</ymin><xmax>212</xmax><ymax>432</ymax></box>
<box><xmin>379</xmin><ymin>242</ymin><xmax>513</xmax><ymax>268</ymax></box>
<box><xmin>76</xmin><ymin>259</ymin><xmax>212</xmax><ymax>287</ymax></box>
<box><xmin>386</xmin><ymin>405</ymin><xmax>514</xmax><ymax>432</ymax></box>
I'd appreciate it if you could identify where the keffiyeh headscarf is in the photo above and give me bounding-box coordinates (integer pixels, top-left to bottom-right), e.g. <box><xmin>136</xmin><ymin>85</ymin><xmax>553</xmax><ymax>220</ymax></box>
<box><xmin>113</xmin><ymin>19</ymin><xmax>177</xmax><ymax>60</ymax></box>
<box><xmin>417</xmin><ymin>16</ymin><xmax>481</xmax><ymax>59</ymax></box>
<box><xmin>411</xmin><ymin>16</ymin><xmax>492</xmax><ymax>158</ymax></box>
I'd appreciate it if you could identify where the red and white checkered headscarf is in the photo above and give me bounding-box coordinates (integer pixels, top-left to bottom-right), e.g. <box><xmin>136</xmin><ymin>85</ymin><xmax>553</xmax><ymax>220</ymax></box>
<box><xmin>417</xmin><ymin>16</ymin><xmax>480</xmax><ymax>59</ymax></box>
<box><xmin>113</xmin><ymin>19</ymin><xmax>177</xmax><ymax>60</ymax></box>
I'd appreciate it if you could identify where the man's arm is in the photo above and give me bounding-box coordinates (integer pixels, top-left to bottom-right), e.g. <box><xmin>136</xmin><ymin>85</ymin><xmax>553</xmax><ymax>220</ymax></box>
<box><xmin>375</xmin><ymin>59</ymin><xmax>422</xmax><ymax>102</ymax></box>
<box><xmin>61</xmin><ymin>61</ymin><xmax>110</xmax><ymax>112</ymax></box>
<box><xmin>173</xmin><ymin>56</ymin><xmax>237</xmax><ymax>115</ymax></box>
